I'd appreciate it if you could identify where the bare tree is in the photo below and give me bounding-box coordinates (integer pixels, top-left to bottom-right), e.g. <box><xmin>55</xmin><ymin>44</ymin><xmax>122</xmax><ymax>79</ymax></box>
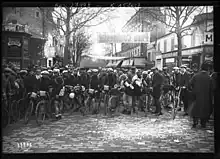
<box><xmin>72</xmin><ymin>30</ymin><xmax>92</xmax><ymax>66</ymax></box>
<box><xmin>138</xmin><ymin>6</ymin><xmax>205</xmax><ymax>66</ymax></box>
<box><xmin>47</xmin><ymin>5</ymin><xmax>116</xmax><ymax>65</ymax></box>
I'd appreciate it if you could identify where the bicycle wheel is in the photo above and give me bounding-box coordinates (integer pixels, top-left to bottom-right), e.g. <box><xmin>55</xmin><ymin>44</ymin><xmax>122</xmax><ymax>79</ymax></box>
<box><xmin>104</xmin><ymin>94</ymin><xmax>109</xmax><ymax>115</ymax></box>
<box><xmin>11</xmin><ymin>101</ymin><xmax>19</xmax><ymax>123</ymax></box>
<box><xmin>90</xmin><ymin>98</ymin><xmax>97</xmax><ymax>114</ymax></box>
<box><xmin>172</xmin><ymin>92</ymin><xmax>178</xmax><ymax>120</ymax></box>
<box><xmin>35</xmin><ymin>100</ymin><xmax>46</xmax><ymax>125</ymax></box>
<box><xmin>2</xmin><ymin>100</ymin><xmax>9</xmax><ymax>128</ymax></box>
<box><xmin>85</xmin><ymin>97</ymin><xmax>91</xmax><ymax>111</ymax></box>
<box><xmin>24</xmin><ymin>100</ymin><xmax>34</xmax><ymax>124</ymax></box>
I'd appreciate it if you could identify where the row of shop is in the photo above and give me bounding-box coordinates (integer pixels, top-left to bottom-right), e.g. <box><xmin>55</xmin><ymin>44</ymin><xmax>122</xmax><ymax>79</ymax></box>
<box><xmin>2</xmin><ymin>30</ymin><xmax>47</xmax><ymax>69</ymax></box>
<box><xmin>155</xmin><ymin>44</ymin><xmax>213</xmax><ymax>70</ymax></box>
<box><xmin>106</xmin><ymin>57</ymin><xmax>155</xmax><ymax>69</ymax></box>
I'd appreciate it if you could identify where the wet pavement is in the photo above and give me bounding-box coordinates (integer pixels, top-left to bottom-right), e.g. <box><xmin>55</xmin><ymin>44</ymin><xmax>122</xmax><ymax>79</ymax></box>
<box><xmin>2</xmin><ymin>106</ymin><xmax>214</xmax><ymax>153</ymax></box>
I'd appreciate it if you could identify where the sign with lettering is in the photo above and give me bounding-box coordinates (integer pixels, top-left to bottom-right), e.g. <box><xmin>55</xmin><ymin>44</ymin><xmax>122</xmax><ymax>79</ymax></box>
<box><xmin>165</xmin><ymin>58</ymin><xmax>175</xmax><ymax>63</ymax></box>
<box><xmin>8</xmin><ymin>37</ymin><xmax>21</xmax><ymax>47</ymax></box>
<box><xmin>204</xmin><ymin>32</ymin><xmax>213</xmax><ymax>44</ymax></box>
<box><xmin>162</xmin><ymin>52</ymin><xmax>177</xmax><ymax>58</ymax></box>
<box><xmin>98</xmin><ymin>32</ymin><xmax>150</xmax><ymax>43</ymax></box>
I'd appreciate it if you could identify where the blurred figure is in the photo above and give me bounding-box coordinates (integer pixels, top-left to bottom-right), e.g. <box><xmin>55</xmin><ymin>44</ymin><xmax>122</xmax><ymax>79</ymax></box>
<box><xmin>179</xmin><ymin>65</ymin><xmax>190</xmax><ymax>116</ymax></box>
<box><xmin>189</xmin><ymin>61</ymin><xmax>213</xmax><ymax>128</ymax></box>
<box><xmin>151</xmin><ymin>67</ymin><xmax>164</xmax><ymax>116</ymax></box>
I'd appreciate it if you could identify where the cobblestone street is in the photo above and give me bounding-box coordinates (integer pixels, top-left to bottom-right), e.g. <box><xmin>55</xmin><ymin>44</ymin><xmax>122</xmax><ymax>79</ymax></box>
<box><xmin>3</xmin><ymin>107</ymin><xmax>214</xmax><ymax>153</ymax></box>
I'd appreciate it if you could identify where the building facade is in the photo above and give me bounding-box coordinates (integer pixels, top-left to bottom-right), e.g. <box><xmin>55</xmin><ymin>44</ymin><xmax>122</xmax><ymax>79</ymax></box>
<box><xmin>154</xmin><ymin>12</ymin><xmax>213</xmax><ymax>69</ymax></box>
<box><xmin>2</xmin><ymin>7</ymin><xmax>63</xmax><ymax>67</ymax></box>
<box><xmin>109</xmin><ymin>7</ymin><xmax>167</xmax><ymax>68</ymax></box>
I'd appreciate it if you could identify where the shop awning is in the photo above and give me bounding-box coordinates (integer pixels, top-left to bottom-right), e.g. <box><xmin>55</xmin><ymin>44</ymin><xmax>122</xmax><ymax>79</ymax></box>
<box><xmin>80</xmin><ymin>58</ymin><xmax>106</xmax><ymax>68</ymax></box>
<box><xmin>133</xmin><ymin>58</ymin><xmax>146</xmax><ymax>68</ymax></box>
<box><xmin>106</xmin><ymin>60</ymin><xmax>123</xmax><ymax>68</ymax></box>
<box><xmin>121</xmin><ymin>59</ymin><xmax>133</xmax><ymax>68</ymax></box>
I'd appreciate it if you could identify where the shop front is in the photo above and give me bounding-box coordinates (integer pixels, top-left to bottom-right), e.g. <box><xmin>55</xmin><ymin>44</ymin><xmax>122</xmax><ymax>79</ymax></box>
<box><xmin>162</xmin><ymin>45</ymin><xmax>211</xmax><ymax>69</ymax></box>
<box><xmin>2</xmin><ymin>30</ymin><xmax>32</xmax><ymax>69</ymax></box>
<box><xmin>29</xmin><ymin>37</ymin><xmax>47</xmax><ymax>66</ymax></box>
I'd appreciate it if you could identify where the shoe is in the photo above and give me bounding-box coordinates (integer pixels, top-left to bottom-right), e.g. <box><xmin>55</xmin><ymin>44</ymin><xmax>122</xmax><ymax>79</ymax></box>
<box><xmin>192</xmin><ymin>124</ymin><xmax>197</xmax><ymax>128</ymax></box>
<box><xmin>152</xmin><ymin>111</ymin><xmax>158</xmax><ymax>114</ymax></box>
<box><xmin>201</xmin><ymin>124</ymin><xmax>206</xmax><ymax>128</ymax></box>
<box><xmin>183</xmin><ymin>113</ymin><xmax>188</xmax><ymax>116</ymax></box>
<box><xmin>157</xmin><ymin>112</ymin><xmax>163</xmax><ymax>116</ymax></box>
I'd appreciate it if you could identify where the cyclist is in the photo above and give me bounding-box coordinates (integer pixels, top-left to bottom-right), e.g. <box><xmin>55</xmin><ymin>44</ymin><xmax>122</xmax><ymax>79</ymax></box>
<box><xmin>121</xmin><ymin>73</ymin><xmax>134</xmax><ymax>115</ymax></box>
<box><xmin>179</xmin><ymin>65</ymin><xmax>190</xmax><ymax>116</ymax></box>
<box><xmin>161</xmin><ymin>67</ymin><xmax>172</xmax><ymax>109</ymax></box>
<box><xmin>132</xmin><ymin>69</ymin><xmax>144</xmax><ymax>112</ymax></box>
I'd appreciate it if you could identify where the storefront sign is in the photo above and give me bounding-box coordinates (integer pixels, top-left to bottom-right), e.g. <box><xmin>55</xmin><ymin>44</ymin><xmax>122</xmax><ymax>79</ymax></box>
<box><xmin>204</xmin><ymin>32</ymin><xmax>213</xmax><ymax>44</ymax></box>
<box><xmin>162</xmin><ymin>52</ymin><xmax>177</xmax><ymax>58</ymax></box>
<box><xmin>98</xmin><ymin>32</ymin><xmax>150</xmax><ymax>43</ymax></box>
<box><xmin>165</xmin><ymin>58</ymin><xmax>175</xmax><ymax>63</ymax></box>
<box><xmin>182</xmin><ymin>48</ymin><xmax>203</xmax><ymax>56</ymax></box>
<box><xmin>8</xmin><ymin>37</ymin><xmax>21</xmax><ymax>47</ymax></box>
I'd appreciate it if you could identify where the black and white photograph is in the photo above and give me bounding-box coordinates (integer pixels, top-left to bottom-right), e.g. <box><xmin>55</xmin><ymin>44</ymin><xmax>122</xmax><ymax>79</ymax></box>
<box><xmin>2</xmin><ymin>3</ymin><xmax>216</xmax><ymax>153</ymax></box>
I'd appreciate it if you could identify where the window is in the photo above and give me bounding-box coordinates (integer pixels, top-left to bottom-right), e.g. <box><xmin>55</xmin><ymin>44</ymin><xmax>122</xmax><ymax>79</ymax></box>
<box><xmin>157</xmin><ymin>42</ymin><xmax>160</xmax><ymax>51</ymax></box>
<box><xmin>171</xmin><ymin>38</ymin><xmax>175</xmax><ymax>51</ymax></box>
<box><xmin>164</xmin><ymin>40</ymin><xmax>167</xmax><ymax>53</ymax></box>
<box><xmin>148</xmin><ymin>52</ymin><xmax>151</xmax><ymax>61</ymax></box>
<box><xmin>35</xmin><ymin>11</ymin><xmax>40</xmax><ymax>18</ymax></box>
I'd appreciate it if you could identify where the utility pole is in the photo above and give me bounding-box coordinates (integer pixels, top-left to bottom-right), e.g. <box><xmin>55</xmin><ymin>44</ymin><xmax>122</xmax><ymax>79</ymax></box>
<box><xmin>42</xmin><ymin>7</ymin><xmax>45</xmax><ymax>66</ymax></box>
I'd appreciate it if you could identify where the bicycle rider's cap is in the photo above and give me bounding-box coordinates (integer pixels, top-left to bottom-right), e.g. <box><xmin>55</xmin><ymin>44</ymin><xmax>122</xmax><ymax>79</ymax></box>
<box><xmin>41</xmin><ymin>71</ymin><xmax>49</xmax><ymax>75</ymax></box>
<box><xmin>173</xmin><ymin>67</ymin><xmax>179</xmax><ymax>70</ymax></box>
<box><xmin>20</xmin><ymin>70</ymin><xmax>28</xmax><ymax>74</ymax></box>
<box><xmin>142</xmin><ymin>71</ymin><xmax>148</xmax><ymax>74</ymax></box>
<box><xmin>62</xmin><ymin>70</ymin><xmax>68</xmax><ymax>74</ymax></box>
<box><xmin>180</xmin><ymin>65</ymin><xmax>187</xmax><ymax>69</ymax></box>
<box><xmin>93</xmin><ymin>69</ymin><xmax>98</xmax><ymax>73</ymax></box>
<box><xmin>87</xmin><ymin>70</ymin><xmax>92</xmax><ymax>73</ymax></box>
<box><xmin>151</xmin><ymin>66</ymin><xmax>157</xmax><ymax>70</ymax></box>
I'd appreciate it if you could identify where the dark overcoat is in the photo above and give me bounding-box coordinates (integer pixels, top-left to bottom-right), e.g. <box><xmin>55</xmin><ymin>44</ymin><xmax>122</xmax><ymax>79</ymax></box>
<box><xmin>188</xmin><ymin>71</ymin><xmax>213</xmax><ymax>119</ymax></box>
<box><xmin>152</xmin><ymin>72</ymin><xmax>164</xmax><ymax>99</ymax></box>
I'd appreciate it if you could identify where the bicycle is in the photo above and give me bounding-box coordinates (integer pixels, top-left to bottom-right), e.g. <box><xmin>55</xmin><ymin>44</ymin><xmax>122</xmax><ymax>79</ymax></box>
<box><xmin>160</xmin><ymin>85</ymin><xmax>175</xmax><ymax>110</ymax></box>
<box><xmin>62</xmin><ymin>85</ymin><xmax>75</xmax><ymax>113</ymax></box>
<box><xmin>2</xmin><ymin>93</ymin><xmax>9</xmax><ymax>128</ymax></box>
<box><xmin>172</xmin><ymin>87</ymin><xmax>184</xmax><ymax>120</ymax></box>
<box><xmin>103</xmin><ymin>85</ymin><xmax>110</xmax><ymax>115</ymax></box>
<box><xmin>24</xmin><ymin>91</ymin><xmax>38</xmax><ymax>124</ymax></box>
<box><xmin>8</xmin><ymin>93</ymin><xmax>20</xmax><ymax>124</ymax></box>
<box><xmin>35</xmin><ymin>91</ymin><xmax>51</xmax><ymax>125</ymax></box>
<box><xmin>106</xmin><ymin>85</ymin><xmax>123</xmax><ymax>117</ymax></box>
<box><xmin>83</xmin><ymin>88</ymin><xmax>100</xmax><ymax>116</ymax></box>
<box><xmin>50</xmin><ymin>87</ymin><xmax>65</xmax><ymax>119</ymax></box>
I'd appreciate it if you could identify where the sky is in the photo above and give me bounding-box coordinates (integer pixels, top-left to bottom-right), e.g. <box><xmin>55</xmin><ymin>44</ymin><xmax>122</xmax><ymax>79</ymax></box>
<box><xmin>86</xmin><ymin>7</ymin><xmax>137</xmax><ymax>56</ymax></box>
<box><xmin>52</xmin><ymin>6</ymin><xmax>213</xmax><ymax>57</ymax></box>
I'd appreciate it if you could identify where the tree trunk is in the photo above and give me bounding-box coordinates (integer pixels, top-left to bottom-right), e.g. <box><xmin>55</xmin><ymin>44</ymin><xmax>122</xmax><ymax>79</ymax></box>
<box><xmin>177</xmin><ymin>32</ymin><xmax>182</xmax><ymax>67</ymax></box>
<box><xmin>176</xmin><ymin>8</ymin><xmax>182</xmax><ymax>67</ymax></box>
<box><xmin>63</xmin><ymin>8</ymin><xmax>71</xmax><ymax>66</ymax></box>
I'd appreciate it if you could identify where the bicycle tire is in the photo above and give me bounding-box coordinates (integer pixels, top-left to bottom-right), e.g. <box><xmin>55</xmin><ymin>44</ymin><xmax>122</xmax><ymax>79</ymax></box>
<box><xmin>104</xmin><ymin>94</ymin><xmax>109</xmax><ymax>115</ymax></box>
<box><xmin>91</xmin><ymin>98</ymin><xmax>97</xmax><ymax>114</ymax></box>
<box><xmin>83</xmin><ymin>97</ymin><xmax>91</xmax><ymax>115</ymax></box>
<box><xmin>24</xmin><ymin>100</ymin><xmax>34</xmax><ymax>124</ymax></box>
<box><xmin>2</xmin><ymin>107</ymin><xmax>9</xmax><ymax>128</ymax></box>
<box><xmin>35</xmin><ymin>100</ymin><xmax>46</xmax><ymax>125</ymax></box>
<box><xmin>12</xmin><ymin>101</ymin><xmax>20</xmax><ymax>123</ymax></box>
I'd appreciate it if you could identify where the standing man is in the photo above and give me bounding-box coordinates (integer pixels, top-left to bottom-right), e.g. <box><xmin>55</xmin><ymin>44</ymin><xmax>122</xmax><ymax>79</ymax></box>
<box><xmin>179</xmin><ymin>65</ymin><xmax>190</xmax><ymax>116</ymax></box>
<box><xmin>189</xmin><ymin>61</ymin><xmax>213</xmax><ymax>128</ymax></box>
<box><xmin>151</xmin><ymin>67</ymin><xmax>164</xmax><ymax>116</ymax></box>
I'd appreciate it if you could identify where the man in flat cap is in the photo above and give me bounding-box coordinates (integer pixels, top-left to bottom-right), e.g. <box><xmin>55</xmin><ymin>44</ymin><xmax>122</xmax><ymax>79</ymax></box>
<box><xmin>188</xmin><ymin>61</ymin><xmax>213</xmax><ymax>128</ymax></box>
<box><xmin>179</xmin><ymin>65</ymin><xmax>190</xmax><ymax>116</ymax></box>
<box><xmin>151</xmin><ymin>67</ymin><xmax>164</xmax><ymax>115</ymax></box>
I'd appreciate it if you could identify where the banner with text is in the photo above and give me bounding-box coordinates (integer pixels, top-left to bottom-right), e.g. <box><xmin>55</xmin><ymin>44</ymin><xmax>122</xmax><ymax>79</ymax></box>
<box><xmin>97</xmin><ymin>32</ymin><xmax>150</xmax><ymax>43</ymax></box>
